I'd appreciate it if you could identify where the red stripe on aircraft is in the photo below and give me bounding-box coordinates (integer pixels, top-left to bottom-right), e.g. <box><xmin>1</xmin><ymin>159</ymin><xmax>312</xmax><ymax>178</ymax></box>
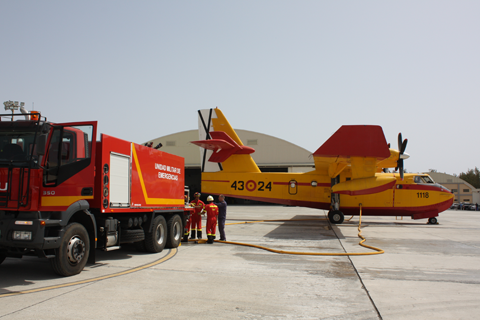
<box><xmin>273</xmin><ymin>182</ymin><xmax>330</xmax><ymax>187</ymax></box>
<box><xmin>333</xmin><ymin>180</ymin><xmax>396</xmax><ymax>196</ymax></box>
<box><xmin>397</xmin><ymin>184</ymin><xmax>452</xmax><ymax>192</ymax></box>
<box><xmin>203</xmin><ymin>180</ymin><xmax>230</xmax><ymax>183</ymax></box>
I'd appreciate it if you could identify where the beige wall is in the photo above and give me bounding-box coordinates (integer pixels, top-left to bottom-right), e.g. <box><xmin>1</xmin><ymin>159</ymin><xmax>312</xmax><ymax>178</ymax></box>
<box><xmin>426</xmin><ymin>172</ymin><xmax>476</xmax><ymax>203</ymax></box>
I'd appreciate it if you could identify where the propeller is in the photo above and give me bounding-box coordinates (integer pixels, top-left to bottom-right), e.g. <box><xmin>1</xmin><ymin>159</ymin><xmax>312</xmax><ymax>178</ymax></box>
<box><xmin>395</xmin><ymin>133</ymin><xmax>409</xmax><ymax>179</ymax></box>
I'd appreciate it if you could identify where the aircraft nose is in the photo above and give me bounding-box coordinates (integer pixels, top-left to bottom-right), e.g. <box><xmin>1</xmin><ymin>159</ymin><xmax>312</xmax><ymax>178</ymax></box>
<box><xmin>400</xmin><ymin>152</ymin><xmax>410</xmax><ymax>160</ymax></box>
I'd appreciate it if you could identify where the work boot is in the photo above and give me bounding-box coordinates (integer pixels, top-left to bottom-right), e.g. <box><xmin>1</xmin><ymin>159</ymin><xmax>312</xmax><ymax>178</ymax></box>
<box><xmin>197</xmin><ymin>230</ymin><xmax>202</xmax><ymax>239</ymax></box>
<box><xmin>182</xmin><ymin>234</ymin><xmax>189</xmax><ymax>242</ymax></box>
<box><xmin>189</xmin><ymin>230</ymin><xmax>196</xmax><ymax>240</ymax></box>
<box><xmin>207</xmin><ymin>236</ymin><xmax>213</xmax><ymax>244</ymax></box>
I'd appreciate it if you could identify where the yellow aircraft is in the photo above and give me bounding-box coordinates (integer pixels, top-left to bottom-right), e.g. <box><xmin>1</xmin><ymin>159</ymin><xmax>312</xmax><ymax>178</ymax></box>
<box><xmin>192</xmin><ymin>108</ymin><xmax>454</xmax><ymax>224</ymax></box>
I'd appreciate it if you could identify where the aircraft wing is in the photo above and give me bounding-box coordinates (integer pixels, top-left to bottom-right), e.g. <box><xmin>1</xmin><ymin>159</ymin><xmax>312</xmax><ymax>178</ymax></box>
<box><xmin>314</xmin><ymin>125</ymin><xmax>390</xmax><ymax>180</ymax></box>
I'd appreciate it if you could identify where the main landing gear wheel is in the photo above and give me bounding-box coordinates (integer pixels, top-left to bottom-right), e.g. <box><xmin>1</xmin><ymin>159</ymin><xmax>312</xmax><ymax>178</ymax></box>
<box><xmin>428</xmin><ymin>217</ymin><xmax>438</xmax><ymax>224</ymax></box>
<box><xmin>144</xmin><ymin>215</ymin><xmax>167</xmax><ymax>253</ymax></box>
<box><xmin>328</xmin><ymin>210</ymin><xmax>345</xmax><ymax>224</ymax></box>
<box><xmin>51</xmin><ymin>222</ymin><xmax>90</xmax><ymax>277</ymax></box>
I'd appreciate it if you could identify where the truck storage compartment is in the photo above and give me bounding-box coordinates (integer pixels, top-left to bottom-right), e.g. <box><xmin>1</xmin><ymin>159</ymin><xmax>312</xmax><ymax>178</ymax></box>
<box><xmin>109</xmin><ymin>152</ymin><xmax>130</xmax><ymax>208</ymax></box>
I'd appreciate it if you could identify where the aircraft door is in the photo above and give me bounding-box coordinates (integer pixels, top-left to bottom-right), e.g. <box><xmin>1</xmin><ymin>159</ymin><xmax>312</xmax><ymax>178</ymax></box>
<box><xmin>289</xmin><ymin>180</ymin><xmax>297</xmax><ymax>195</ymax></box>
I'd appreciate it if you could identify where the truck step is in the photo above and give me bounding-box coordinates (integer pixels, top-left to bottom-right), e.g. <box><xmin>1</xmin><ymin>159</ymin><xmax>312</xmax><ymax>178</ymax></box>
<box><xmin>105</xmin><ymin>246</ymin><xmax>121</xmax><ymax>251</ymax></box>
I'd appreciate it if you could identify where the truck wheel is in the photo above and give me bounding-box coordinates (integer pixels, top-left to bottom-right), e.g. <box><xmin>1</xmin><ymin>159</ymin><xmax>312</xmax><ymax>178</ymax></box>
<box><xmin>328</xmin><ymin>210</ymin><xmax>344</xmax><ymax>224</ymax></box>
<box><xmin>144</xmin><ymin>215</ymin><xmax>167</xmax><ymax>253</ymax></box>
<box><xmin>51</xmin><ymin>223</ymin><xmax>90</xmax><ymax>277</ymax></box>
<box><xmin>166</xmin><ymin>214</ymin><xmax>183</xmax><ymax>248</ymax></box>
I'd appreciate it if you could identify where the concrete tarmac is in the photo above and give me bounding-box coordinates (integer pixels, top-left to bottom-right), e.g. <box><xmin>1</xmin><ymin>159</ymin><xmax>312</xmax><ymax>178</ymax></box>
<box><xmin>1</xmin><ymin>206</ymin><xmax>479</xmax><ymax>319</ymax></box>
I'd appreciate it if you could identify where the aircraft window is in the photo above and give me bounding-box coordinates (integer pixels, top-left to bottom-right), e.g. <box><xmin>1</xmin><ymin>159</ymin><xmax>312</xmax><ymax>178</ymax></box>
<box><xmin>414</xmin><ymin>176</ymin><xmax>435</xmax><ymax>184</ymax></box>
<box><xmin>423</xmin><ymin>176</ymin><xmax>434</xmax><ymax>183</ymax></box>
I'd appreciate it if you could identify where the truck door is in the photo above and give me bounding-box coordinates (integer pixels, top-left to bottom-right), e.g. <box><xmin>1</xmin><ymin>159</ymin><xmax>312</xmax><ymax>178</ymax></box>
<box><xmin>41</xmin><ymin>121</ymin><xmax>97</xmax><ymax>209</ymax></box>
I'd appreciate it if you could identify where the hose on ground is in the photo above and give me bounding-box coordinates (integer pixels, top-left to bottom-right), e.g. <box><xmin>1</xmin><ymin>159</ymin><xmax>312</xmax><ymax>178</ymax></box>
<box><xmin>189</xmin><ymin>205</ymin><xmax>384</xmax><ymax>256</ymax></box>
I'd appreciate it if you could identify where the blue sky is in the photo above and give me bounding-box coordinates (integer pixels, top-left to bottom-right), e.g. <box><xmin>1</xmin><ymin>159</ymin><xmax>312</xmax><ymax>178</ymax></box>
<box><xmin>1</xmin><ymin>1</ymin><xmax>479</xmax><ymax>175</ymax></box>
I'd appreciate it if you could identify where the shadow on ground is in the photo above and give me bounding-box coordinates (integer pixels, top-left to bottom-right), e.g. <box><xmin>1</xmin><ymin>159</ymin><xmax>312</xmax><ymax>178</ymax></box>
<box><xmin>0</xmin><ymin>244</ymin><xmax>157</xmax><ymax>291</ymax></box>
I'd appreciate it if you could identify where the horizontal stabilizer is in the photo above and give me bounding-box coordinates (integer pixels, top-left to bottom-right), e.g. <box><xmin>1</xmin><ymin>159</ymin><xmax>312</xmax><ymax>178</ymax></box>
<box><xmin>314</xmin><ymin>125</ymin><xmax>390</xmax><ymax>159</ymax></box>
<box><xmin>191</xmin><ymin>131</ymin><xmax>255</xmax><ymax>163</ymax></box>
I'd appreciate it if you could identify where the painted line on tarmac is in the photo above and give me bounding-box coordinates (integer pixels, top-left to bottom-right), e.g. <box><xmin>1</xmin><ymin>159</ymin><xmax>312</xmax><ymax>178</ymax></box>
<box><xmin>0</xmin><ymin>248</ymin><xmax>177</xmax><ymax>298</ymax></box>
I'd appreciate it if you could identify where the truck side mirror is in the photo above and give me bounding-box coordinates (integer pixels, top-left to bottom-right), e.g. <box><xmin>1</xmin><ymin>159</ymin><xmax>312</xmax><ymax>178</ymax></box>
<box><xmin>36</xmin><ymin>135</ymin><xmax>47</xmax><ymax>156</ymax></box>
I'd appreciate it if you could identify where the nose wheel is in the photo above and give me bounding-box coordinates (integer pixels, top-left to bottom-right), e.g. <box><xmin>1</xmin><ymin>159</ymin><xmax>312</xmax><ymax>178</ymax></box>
<box><xmin>428</xmin><ymin>217</ymin><xmax>438</xmax><ymax>224</ymax></box>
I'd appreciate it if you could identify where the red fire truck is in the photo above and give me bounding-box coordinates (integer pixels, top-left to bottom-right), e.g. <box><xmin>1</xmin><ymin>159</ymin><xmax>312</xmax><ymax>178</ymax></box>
<box><xmin>0</xmin><ymin>110</ymin><xmax>192</xmax><ymax>276</ymax></box>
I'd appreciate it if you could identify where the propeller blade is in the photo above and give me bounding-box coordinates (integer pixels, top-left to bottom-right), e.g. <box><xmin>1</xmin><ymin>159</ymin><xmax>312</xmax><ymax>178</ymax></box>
<box><xmin>396</xmin><ymin>132</ymin><xmax>408</xmax><ymax>180</ymax></box>
<box><xmin>397</xmin><ymin>159</ymin><xmax>404</xmax><ymax>180</ymax></box>
<box><xmin>401</xmin><ymin>139</ymin><xmax>408</xmax><ymax>154</ymax></box>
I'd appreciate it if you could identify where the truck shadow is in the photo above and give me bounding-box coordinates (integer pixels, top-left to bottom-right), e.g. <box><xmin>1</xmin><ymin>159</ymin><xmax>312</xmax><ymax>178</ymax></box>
<box><xmin>0</xmin><ymin>244</ymin><xmax>157</xmax><ymax>292</ymax></box>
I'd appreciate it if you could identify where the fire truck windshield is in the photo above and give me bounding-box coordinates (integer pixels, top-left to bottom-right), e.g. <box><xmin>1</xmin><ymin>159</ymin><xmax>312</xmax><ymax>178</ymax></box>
<box><xmin>0</xmin><ymin>123</ymin><xmax>39</xmax><ymax>163</ymax></box>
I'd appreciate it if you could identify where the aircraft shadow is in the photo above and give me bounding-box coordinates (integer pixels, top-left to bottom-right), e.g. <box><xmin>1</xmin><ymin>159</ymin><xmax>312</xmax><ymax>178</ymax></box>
<box><xmin>251</xmin><ymin>214</ymin><xmax>344</xmax><ymax>241</ymax></box>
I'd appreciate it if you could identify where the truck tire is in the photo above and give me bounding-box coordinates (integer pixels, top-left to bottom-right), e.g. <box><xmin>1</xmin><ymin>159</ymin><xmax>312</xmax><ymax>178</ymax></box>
<box><xmin>50</xmin><ymin>223</ymin><xmax>90</xmax><ymax>277</ymax></box>
<box><xmin>328</xmin><ymin>210</ymin><xmax>344</xmax><ymax>224</ymax></box>
<box><xmin>120</xmin><ymin>229</ymin><xmax>145</xmax><ymax>244</ymax></box>
<box><xmin>144</xmin><ymin>215</ymin><xmax>167</xmax><ymax>253</ymax></box>
<box><xmin>166</xmin><ymin>214</ymin><xmax>183</xmax><ymax>248</ymax></box>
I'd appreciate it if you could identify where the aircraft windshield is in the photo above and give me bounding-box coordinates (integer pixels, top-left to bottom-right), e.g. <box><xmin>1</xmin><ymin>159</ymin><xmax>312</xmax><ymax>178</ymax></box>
<box><xmin>414</xmin><ymin>176</ymin><xmax>435</xmax><ymax>184</ymax></box>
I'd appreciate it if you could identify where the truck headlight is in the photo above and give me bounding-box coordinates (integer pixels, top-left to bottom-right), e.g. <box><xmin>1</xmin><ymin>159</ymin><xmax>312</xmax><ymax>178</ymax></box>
<box><xmin>13</xmin><ymin>231</ymin><xmax>32</xmax><ymax>240</ymax></box>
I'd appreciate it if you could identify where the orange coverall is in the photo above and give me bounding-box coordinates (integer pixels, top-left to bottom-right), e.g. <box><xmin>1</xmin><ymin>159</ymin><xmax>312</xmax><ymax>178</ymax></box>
<box><xmin>189</xmin><ymin>199</ymin><xmax>205</xmax><ymax>234</ymax></box>
<box><xmin>205</xmin><ymin>203</ymin><xmax>219</xmax><ymax>237</ymax></box>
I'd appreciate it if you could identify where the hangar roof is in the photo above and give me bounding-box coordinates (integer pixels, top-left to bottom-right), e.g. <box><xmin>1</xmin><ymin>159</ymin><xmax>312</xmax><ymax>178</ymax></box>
<box><xmin>425</xmin><ymin>172</ymin><xmax>476</xmax><ymax>190</ymax></box>
<box><xmin>146</xmin><ymin>129</ymin><xmax>314</xmax><ymax>168</ymax></box>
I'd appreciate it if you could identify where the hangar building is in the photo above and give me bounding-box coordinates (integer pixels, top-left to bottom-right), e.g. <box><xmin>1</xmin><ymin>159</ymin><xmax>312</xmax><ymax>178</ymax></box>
<box><xmin>146</xmin><ymin>129</ymin><xmax>314</xmax><ymax>203</ymax></box>
<box><xmin>425</xmin><ymin>172</ymin><xmax>480</xmax><ymax>204</ymax></box>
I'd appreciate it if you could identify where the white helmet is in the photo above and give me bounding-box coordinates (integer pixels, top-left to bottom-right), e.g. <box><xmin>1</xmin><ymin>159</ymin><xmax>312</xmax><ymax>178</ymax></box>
<box><xmin>207</xmin><ymin>195</ymin><xmax>214</xmax><ymax>202</ymax></box>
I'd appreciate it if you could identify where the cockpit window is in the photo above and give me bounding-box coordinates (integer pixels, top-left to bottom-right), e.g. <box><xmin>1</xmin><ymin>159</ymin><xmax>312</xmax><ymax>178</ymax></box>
<box><xmin>414</xmin><ymin>176</ymin><xmax>435</xmax><ymax>184</ymax></box>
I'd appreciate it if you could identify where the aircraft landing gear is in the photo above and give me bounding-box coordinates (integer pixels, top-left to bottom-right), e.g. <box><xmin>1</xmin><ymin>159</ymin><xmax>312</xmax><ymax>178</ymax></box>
<box><xmin>428</xmin><ymin>217</ymin><xmax>438</xmax><ymax>225</ymax></box>
<box><xmin>328</xmin><ymin>210</ymin><xmax>345</xmax><ymax>224</ymax></box>
<box><xmin>328</xmin><ymin>177</ymin><xmax>344</xmax><ymax>224</ymax></box>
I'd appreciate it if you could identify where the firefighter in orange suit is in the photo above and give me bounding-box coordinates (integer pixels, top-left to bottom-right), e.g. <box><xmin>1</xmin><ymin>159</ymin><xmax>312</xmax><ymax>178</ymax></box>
<box><xmin>189</xmin><ymin>192</ymin><xmax>205</xmax><ymax>239</ymax></box>
<box><xmin>205</xmin><ymin>196</ymin><xmax>219</xmax><ymax>244</ymax></box>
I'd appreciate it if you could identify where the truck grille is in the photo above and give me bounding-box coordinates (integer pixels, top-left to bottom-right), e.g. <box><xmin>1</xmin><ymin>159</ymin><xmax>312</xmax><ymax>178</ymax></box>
<box><xmin>0</xmin><ymin>191</ymin><xmax>8</xmax><ymax>207</ymax></box>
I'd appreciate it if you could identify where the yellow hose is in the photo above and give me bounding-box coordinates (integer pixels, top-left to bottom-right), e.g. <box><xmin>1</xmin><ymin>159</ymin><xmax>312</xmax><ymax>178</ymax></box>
<box><xmin>191</xmin><ymin>206</ymin><xmax>384</xmax><ymax>256</ymax></box>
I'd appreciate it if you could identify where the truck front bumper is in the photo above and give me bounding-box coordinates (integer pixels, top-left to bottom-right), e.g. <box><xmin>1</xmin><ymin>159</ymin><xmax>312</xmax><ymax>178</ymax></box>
<box><xmin>0</xmin><ymin>211</ymin><xmax>63</xmax><ymax>254</ymax></box>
